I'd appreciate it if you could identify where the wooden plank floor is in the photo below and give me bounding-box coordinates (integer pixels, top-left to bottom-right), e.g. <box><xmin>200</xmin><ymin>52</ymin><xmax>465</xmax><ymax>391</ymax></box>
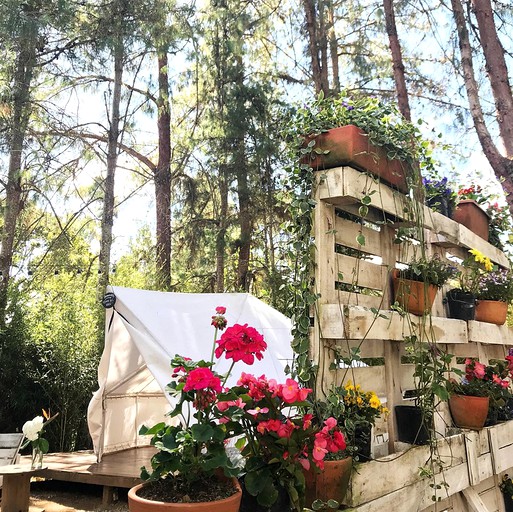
<box><xmin>20</xmin><ymin>447</ymin><xmax>156</xmax><ymax>489</ymax></box>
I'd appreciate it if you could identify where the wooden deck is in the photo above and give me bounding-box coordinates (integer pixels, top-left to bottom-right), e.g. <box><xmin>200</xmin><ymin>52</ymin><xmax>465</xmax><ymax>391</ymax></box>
<box><xmin>20</xmin><ymin>447</ymin><xmax>155</xmax><ymax>489</ymax></box>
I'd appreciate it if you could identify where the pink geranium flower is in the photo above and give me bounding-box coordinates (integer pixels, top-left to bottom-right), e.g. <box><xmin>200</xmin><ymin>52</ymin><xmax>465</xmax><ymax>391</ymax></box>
<box><xmin>183</xmin><ymin>367</ymin><xmax>221</xmax><ymax>393</ymax></box>
<box><xmin>215</xmin><ymin>323</ymin><xmax>267</xmax><ymax>364</ymax></box>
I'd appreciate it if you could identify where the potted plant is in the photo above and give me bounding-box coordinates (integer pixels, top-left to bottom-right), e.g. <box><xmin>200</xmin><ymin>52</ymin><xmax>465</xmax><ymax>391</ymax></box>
<box><xmin>486</xmin><ymin>201</ymin><xmax>512</xmax><ymax>251</ymax></box>
<box><xmin>220</xmin><ymin>374</ymin><xmax>346</xmax><ymax>512</ymax></box>
<box><xmin>128</xmin><ymin>306</ymin><xmax>266</xmax><ymax>512</ymax></box>
<box><xmin>423</xmin><ymin>175</ymin><xmax>457</xmax><ymax>218</ymax></box>
<box><xmin>499</xmin><ymin>474</ymin><xmax>513</xmax><ymax>512</ymax></box>
<box><xmin>392</xmin><ymin>255</ymin><xmax>457</xmax><ymax>315</ymax></box>
<box><xmin>291</xmin><ymin>92</ymin><xmax>435</xmax><ymax>193</ymax></box>
<box><xmin>453</xmin><ymin>185</ymin><xmax>490</xmax><ymax>240</ymax></box>
<box><xmin>475</xmin><ymin>267</ymin><xmax>513</xmax><ymax>325</ymax></box>
<box><xmin>445</xmin><ymin>248</ymin><xmax>491</xmax><ymax>321</ymax></box>
<box><xmin>395</xmin><ymin>336</ymin><xmax>453</xmax><ymax>445</ymax></box>
<box><xmin>448</xmin><ymin>358</ymin><xmax>511</xmax><ymax>429</ymax></box>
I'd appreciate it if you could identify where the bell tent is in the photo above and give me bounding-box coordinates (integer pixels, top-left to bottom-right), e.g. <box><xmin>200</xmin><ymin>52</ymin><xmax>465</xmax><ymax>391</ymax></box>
<box><xmin>87</xmin><ymin>286</ymin><xmax>293</xmax><ymax>460</ymax></box>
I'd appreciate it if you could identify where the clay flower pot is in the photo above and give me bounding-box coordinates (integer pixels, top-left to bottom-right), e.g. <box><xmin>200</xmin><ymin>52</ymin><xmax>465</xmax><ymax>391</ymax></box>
<box><xmin>304</xmin><ymin>457</ymin><xmax>352</xmax><ymax>507</ymax></box>
<box><xmin>391</xmin><ymin>270</ymin><xmax>438</xmax><ymax>316</ymax></box>
<box><xmin>302</xmin><ymin>125</ymin><xmax>409</xmax><ymax>192</ymax></box>
<box><xmin>448</xmin><ymin>394</ymin><xmax>490</xmax><ymax>429</ymax></box>
<box><xmin>128</xmin><ymin>478</ymin><xmax>242</xmax><ymax>512</ymax></box>
<box><xmin>452</xmin><ymin>199</ymin><xmax>489</xmax><ymax>241</ymax></box>
<box><xmin>475</xmin><ymin>299</ymin><xmax>508</xmax><ymax>325</ymax></box>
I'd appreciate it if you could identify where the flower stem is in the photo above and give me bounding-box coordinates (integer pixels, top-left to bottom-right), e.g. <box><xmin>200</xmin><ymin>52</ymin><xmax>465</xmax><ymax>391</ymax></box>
<box><xmin>210</xmin><ymin>327</ymin><xmax>218</xmax><ymax>363</ymax></box>
<box><xmin>222</xmin><ymin>361</ymin><xmax>236</xmax><ymax>387</ymax></box>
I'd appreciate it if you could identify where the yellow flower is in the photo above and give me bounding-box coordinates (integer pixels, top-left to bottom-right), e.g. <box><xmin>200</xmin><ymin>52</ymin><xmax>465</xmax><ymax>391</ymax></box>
<box><xmin>356</xmin><ymin>396</ymin><xmax>363</xmax><ymax>406</ymax></box>
<box><xmin>344</xmin><ymin>380</ymin><xmax>355</xmax><ymax>391</ymax></box>
<box><xmin>469</xmin><ymin>248</ymin><xmax>485</xmax><ymax>263</ymax></box>
<box><xmin>484</xmin><ymin>258</ymin><xmax>494</xmax><ymax>272</ymax></box>
<box><xmin>369</xmin><ymin>394</ymin><xmax>381</xmax><ymax>409</ymax></box>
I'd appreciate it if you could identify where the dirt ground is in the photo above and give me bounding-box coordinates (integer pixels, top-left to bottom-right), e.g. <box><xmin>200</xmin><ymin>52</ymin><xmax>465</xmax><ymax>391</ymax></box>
<box><xmin>27</xmin><ymin>480</ymin><xmax>129</xmax><ymax>512</ymax></box>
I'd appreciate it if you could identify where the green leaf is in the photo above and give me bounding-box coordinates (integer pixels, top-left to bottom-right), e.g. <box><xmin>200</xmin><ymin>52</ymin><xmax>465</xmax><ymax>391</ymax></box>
<box><xmin>356</xmin><ymin>233</ymin><xmax>366</xmax><ymax>246</ymax></box>
<box><xmin>191</xmin><ymin>423</ymin><xmax>214</xmax><ymax>442</ymax></box>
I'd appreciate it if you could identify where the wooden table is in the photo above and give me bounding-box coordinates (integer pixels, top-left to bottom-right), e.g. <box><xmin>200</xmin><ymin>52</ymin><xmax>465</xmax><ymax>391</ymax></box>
<box><xmin>0</xmin><ymin>464</ymin><xmax>46</xmax><ymax>512</ymax></box>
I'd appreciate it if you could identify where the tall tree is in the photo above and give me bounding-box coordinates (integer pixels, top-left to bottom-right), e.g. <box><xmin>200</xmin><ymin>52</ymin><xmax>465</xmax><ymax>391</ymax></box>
<box><xmin>383</xmin><ymin>0</ymin><xmax>411</xmax><ymax>120</ymax></box>
<box><xmin>450</xmin><ymin>0</ymin><xmax>513</xmax><ymax>213</ymax></box>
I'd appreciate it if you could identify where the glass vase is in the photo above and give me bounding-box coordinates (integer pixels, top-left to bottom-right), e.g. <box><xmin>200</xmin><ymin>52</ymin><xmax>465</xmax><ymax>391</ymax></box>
<box><xmin>31</xmin><ymin>444</ymin><xmax>44</xmax><ymax>470</ymax></box>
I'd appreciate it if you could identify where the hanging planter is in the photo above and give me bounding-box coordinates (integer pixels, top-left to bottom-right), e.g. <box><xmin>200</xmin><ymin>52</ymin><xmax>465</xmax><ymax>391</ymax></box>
<box><xmin>452</xmin><ymin>199</ymin><xmax>489</xmax><ymax>241</ymax></box>
<box><xmin>448</xmin><ymin>394</ymin><xmax>490</xmax><ymax>429</ymax></box>
<box><xmin>302</xmin><ymin>125</ymin><xmax>409</xmax><ymax>192</ymax></box>
<box><xmin>304</xmin><ymin>457</ymin><xmax>352</xmax><ymax>508</ymax></box>
<box><xmin>445</xmin><ymin>289</ymin><xmax>476</xmax><ymax>321</ymax></box>
<box><xmin>475</xmin><ymin>299</ymin><xmax>508</xmax><ymax>325</ymax></box>
<box><xmin>391</xmin><ymin>270</ymin><xmax>438</xmax><ymax>316</ymax></box>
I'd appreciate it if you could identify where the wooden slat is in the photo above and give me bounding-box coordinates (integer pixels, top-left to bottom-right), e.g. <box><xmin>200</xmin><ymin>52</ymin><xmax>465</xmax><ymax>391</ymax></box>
<box><xmin>342</xmin><ymin>305</ymin><xmax>468</xmax><ymax>343</ymax></box>
<box><xmin>335</xmin><ymin>253</ymin><xmax>386</xmax><ymax>291</ymax></box>
<box><xmin>468</xmin><ymin>321</ymin><xmax>513</xmax><ymax>345</ymax></box>
<box><xmin>462</xmin><ymin>487</ymin><xmax>493</xmax><ymax>512</ymax></box>
<box><xmin>318</xmin><ymin>166</ymin><xmax>408</xmax><ymax>220</ymax></box>
<box><xmin>334</xmin><ymin>215</ymin><xmax>382</xmax><ymax>257</ymax></box>
<box><xmin>0</xmin><ymin>434</ymin><xmax>24</xmax><ymax>449</ymax></box>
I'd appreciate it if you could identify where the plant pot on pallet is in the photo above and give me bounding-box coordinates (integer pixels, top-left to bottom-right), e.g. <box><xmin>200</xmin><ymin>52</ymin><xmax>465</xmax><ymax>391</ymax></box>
<box><xmin>304</xmin><ymin>457</ymin><xmax>352</xmax><ymax>508</ymax></box>
<box><xmin>448</xmin><ymin>394</ymin><xmax>489</xmax><ymax>430</ymax></box>
<box><xmin>354</xmin><ymin>424</ymin><xmax>372</xmax><ymax>461</ymax></box>
<box><xmin>302</xmin><ymin>124</ymin><xmax>409</xmax><ymax>192</ymax></box>
<box><xmin>128</xmin><ymin>478</ymin><xmax>242</xmax><ymax>512</ymax></box>
<box><xmin>445</xmin><ymin>289</ymin><xmax>476</xmax><ymax>321</ymax></box>
<box><xmin>391</xmin><ymin>270</ymin><xmax>438</xmax><ymax>316</ymax></box>
<box><xmin>475</xmin><ymin>299</ymin><xmax>508</xmax><ymax>325</ymax></box>
<box><xmin>394</xmin><ymin>405</ymin><xmax>430</xmax><ymax>445</ymax></box>
<box><xmin>452</xmin><ymin>199</ymin><xmax>489</xmax><ymax>241</ymax></box>
<box><xmin>504</xmin><ymin>494</ymin><xmax>513</xmax><ymax>512</ymax></box>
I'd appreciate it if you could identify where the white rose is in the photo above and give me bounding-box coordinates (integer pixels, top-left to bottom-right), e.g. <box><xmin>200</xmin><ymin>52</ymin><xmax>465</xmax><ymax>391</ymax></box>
<box><xmin>22</xmin><ymin>416</ymin><xmax>44</xmax><ymax>441</ymax></box>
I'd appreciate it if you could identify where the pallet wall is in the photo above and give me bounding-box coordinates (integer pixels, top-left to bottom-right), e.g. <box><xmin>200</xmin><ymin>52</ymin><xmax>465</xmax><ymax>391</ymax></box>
<box><xmin>310</xmin><ymin>166</ymin><xmax>513</xmax><ymax>512</ymax></box>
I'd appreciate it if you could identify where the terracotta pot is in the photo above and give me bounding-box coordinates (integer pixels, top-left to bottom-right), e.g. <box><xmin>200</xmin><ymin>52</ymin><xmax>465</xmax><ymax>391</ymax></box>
<box><xmin>304</xmin><ymin>457</ymin><xmax>352</xmax><ymax>507</ymax></box>
<box><xmin>301</xmin><ymin>125</ymin><xmax>409</xmax><ymax>192</ymax></box>
<box><xmin>391</xmin><ymin>270</ymin><xmax>438</xmax><ymax>316</ymax></box>
<box><xmin>475</xmin><ymin>299</ymin><xmax>508</xmax><ymax>325</ymax></box>
<box><xmin>449</xmin><ymin>394</ymin><xmax>489</xmax><ymax>429</ymax></box>
<box><xmin>452</xmin><ymin>200</ymin><xmax>489</xmax><ymax>241</ymax></box>
<box><xmin>128</xmin><ymin>478</ymin><xmax>242</xmax><ymax>512</ymax></box>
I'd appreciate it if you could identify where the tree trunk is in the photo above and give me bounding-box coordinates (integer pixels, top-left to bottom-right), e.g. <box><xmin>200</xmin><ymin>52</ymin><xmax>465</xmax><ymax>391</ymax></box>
<box><xmin>327</xmin><ymin>0</ymin><xmax>339</xmax><ymax>94</ymax></box>
<box><xmin>450</xmin><ymin>0</ymin><xmax>513</xmax><ymax>213</ymax></box>
<box><xmin>302</xmin><ymin>0</ymin><xmax>329</xmax><ymax>95</ymax></box>
<box><xmin>155</xmin><ymin>51</ymin><xmax>172</xmax><ymax>290</ymax></box>
<box><xmin>471</xmin><ymin>0</ymin><xmax>513</xmax><ymax>157</ymax></box>
<box><xmin>0</xmin><ymin>31</ymin><xmax>37</xmax><ymax>325</ymax></box>
<box><xmin>383</xmin><ymin>0</ymin><xmax>411</xmax><ymax>121</ymax></box>
<box><xmin>98</xmin><ymin>41</ymin><xmax>123</xmax><ymax>296</ymax></box>
<box><xmin>215</xmin><ymin>172</ymin><xmax>228</xmax><ymax>293</ymax></box>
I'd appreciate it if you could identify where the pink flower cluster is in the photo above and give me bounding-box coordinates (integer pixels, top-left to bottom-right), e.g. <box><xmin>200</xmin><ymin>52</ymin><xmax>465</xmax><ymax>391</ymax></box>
<box><xmin>313</xmin><ymin>418</ymin><xmax>347</xmax><ymax>469</ymax></box>
<box><xmin>215</xmin><ymin>323</ymin><xmax>267</xmax><ymax>364</ymax></box>
<box><xmin>465</xmin><ymin>358</ymin><xmax>509</xmax><ymax>388</ymax></box>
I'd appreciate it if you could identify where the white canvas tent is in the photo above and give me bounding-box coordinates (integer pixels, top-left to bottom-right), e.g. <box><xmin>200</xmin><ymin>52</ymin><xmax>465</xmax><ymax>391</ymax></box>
<box><xmin>87</xmin><ymin>286</ymin><xmax>293</xmax><ymax>461</ymax></box>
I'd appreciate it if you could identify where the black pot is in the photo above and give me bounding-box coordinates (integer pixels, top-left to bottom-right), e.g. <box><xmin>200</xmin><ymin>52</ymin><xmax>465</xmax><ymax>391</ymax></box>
<box><xmin>497</xmin><ymin>397</ymin><xmax>513</xmax><ymax>422</ymax></box>
<box><xmin>504</xmin><ymin>494</ymin><xmax>513</xmax><ymax>512</ymax></box>
<box><xmin>395</xmin><ymin>405</ymin><xmax>430</xmax><ymax>445</ymax></box>
<box><xmin>445</xmin><ymin>289</ymin><xmax>476</xmax><ymax>321</ymax></box>
<box><xmin>427</xmin><ymin>195</ymin><xmax>453</xmax><ymax>218</ymax></box>
<box><xmin>239</xmin><ymin>476</ymin><xmax>291</xmax><ymax>512</ymax></box>
<box><xmin>354</xmin><ymin>424</ymin><xmax>372</xmax><ymax>461</ymax></box>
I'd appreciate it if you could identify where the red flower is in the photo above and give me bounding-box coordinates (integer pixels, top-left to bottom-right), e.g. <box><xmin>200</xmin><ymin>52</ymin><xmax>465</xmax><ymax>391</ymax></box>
<box><xmin>215</xmin><ymin>324</ymin><xmax>267</xmax><ymax>364</ymax></box>
<box><xmin>216</xmin><ymin>306</ymin><xmax>226</xmax><ymax>314</ymax></box>
<box><xmin>184</xmin><ymin>367</ymin><xmax>222</xmax><ymax>393</ymax></box>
